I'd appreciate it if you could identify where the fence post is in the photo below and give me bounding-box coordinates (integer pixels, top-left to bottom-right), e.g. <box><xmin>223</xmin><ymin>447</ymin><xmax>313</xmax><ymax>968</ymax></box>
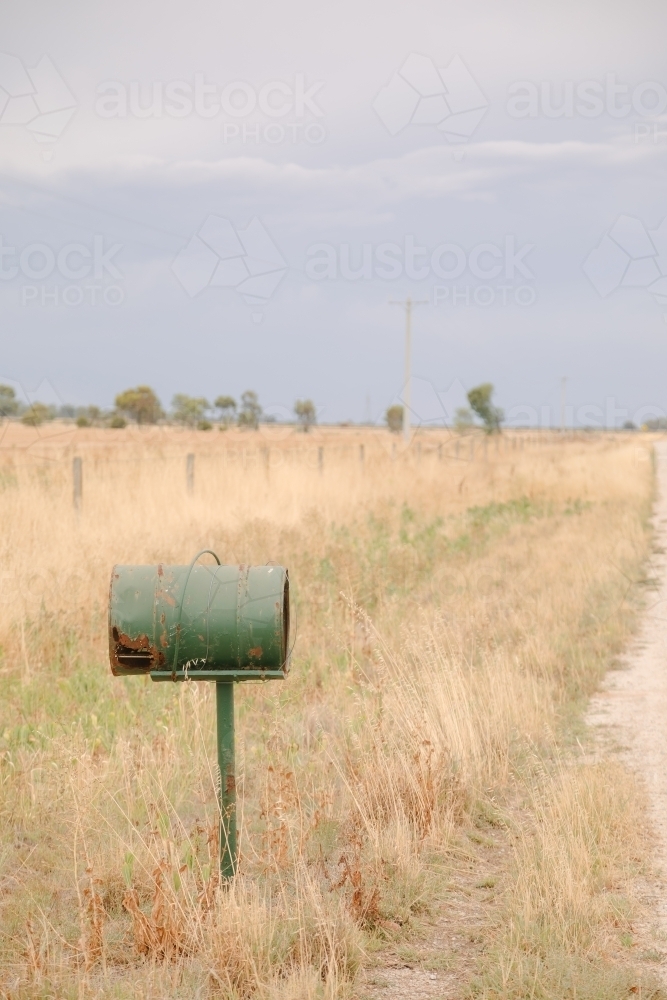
<box><xmin>438</xmin><ymin>442</ymin><xmax>442</xmax><ymax>461</ymax></box>
<box><xmin>186</xmin><ymin>453</ymin><xmax>195</xmax><ymax>494</ymax></box>
<box><xmin>392</xmin><ymin>442</ymin><xmax>396</xmax><ymax>461</ymax></box>
<box><xmin>73</xmin><ymin>456</ymin><xmax>82</xmax><ymax>511</ymax></box>
<box><xmin>318</xmin><ymin>446</ymin><xmax>324</xmax><ymax>474</ymax></box>
<box><xmin>359</xmin><ymin>444</ymin><xmax>365</xmax><ymax>469</ymax></box>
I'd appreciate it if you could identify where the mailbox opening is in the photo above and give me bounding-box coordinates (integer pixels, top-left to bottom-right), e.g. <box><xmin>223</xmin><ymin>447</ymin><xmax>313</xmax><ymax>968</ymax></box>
<box><xmin>115</xmin><ymin>647</ymin><xmax>151</xmax><ymax>669</ymax></box>
<box><xmin>110</xmin><ymin>626</ymin><xmax>163</xmax><ymax>672</ymax></box>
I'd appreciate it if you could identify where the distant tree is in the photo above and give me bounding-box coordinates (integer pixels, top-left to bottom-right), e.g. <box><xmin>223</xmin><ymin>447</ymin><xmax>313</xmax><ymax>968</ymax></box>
<box><xmin>0</xmin><ymin>385</ymin><xmax>18</xmax><ymax>418</ymax></box>
<box><xmin>238</xmin><ymin>390</ymin><xmax>262</xmax><ymax>430</ymax></box>
<box><xmin>385</xmin><ymin>404</ymin><xmax>403</xmax><ymax>433</ymax></box>
<box><xmin>294</xmin><ymin>399</ymin><xmax>316</xmax><ymax>432</ymax></box>
<box><xmin>172</xmin><ymin>394</ymin><xmax>209</xmax><ymax>427</ymax></box>
<box><xmin>454</xmin><ymin>407</ymin><xmax>473</xmax><ymax>430</ymax></box>
<box><xmin>215</xmin><ymin>395</ymin><xmax>237</xmax><ymax>428</ymax></box>
<box><xmin>21</xmin><ymin>402</ymin><xmax>53</xmax><ymax>427</ymax></box>
<box><xmin>115</xmin><ymin>386</ymin><xmax>162</xmax><ymax>424</ymax></box>
<box><xmin>75</xmin><ymin>405</ymin><xmax>101</xmax><ymax>428</ymax></box>
<box><xmin>467</xmin><ymin>383</ymin><xmax>504</xmax><ymax>434</ymax></box>
<box><xmin>109</xmin><ymin>413</ymin><xmax>127</xmax><ymax>429</ymax></box>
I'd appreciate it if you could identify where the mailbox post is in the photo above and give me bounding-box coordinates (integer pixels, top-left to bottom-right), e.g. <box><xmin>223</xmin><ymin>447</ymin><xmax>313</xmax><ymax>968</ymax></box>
<box><xmin>216</xmin><ymin>680</ymin><xmax>236</xmax><ymax>878</ymax></box>
<box><xmin>108</xmin><ymin>550</ymin><xmax>290</xmax><ymax>878</ymax></box>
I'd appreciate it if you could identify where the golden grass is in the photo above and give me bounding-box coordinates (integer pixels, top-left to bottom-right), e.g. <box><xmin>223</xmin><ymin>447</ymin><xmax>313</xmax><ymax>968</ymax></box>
<box><xmin>478</xmin><ymin>761</ymin><xmax>656</xmax><ymax>999</ymax></box>
<box><xmin>0</xmin><ymin>424</ymin><xmax>659</xmax><ymax>998</ymax></box>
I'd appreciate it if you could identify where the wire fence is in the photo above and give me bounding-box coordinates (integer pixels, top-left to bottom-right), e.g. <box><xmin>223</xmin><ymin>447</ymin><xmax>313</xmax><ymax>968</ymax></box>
<box><xmin>0</xmin><ymin>429</ymin><xmax>628</xmax><ymax>512</ymax></box>
<box><xmin>0</xmin><ymin>426</ymin><xmax>624</xmax><ymax>474</ymax></box>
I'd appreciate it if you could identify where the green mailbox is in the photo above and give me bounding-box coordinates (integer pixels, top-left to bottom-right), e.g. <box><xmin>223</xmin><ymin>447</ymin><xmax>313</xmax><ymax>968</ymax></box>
<box><xmin>108</xmin><ymin>550</ymin><xmax>290</xmax><ymax>877</ymax></box>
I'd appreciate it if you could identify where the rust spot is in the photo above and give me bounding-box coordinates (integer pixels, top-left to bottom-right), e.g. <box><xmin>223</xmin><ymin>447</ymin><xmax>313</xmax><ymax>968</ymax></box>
<box><xmin>248</xmin><ymin>646</ymin><xmax>263</xmax><ymax>659</ymax></box>
<box><xmin>160</xmin><ymin>631</ymin><xmax>169</xmax><ymax>648</ymax></box>
<box><xmin>160</xmin><ymin>613</ymin><xmax>165</xmax><ymax>625</ymax></box>
<box><xmin>157</xmin><ymin>564</ymin><xmax>164</xmax><ymax>577</ymax></box>
<box><xmin>226</xmin><ymin>774</ymin><xmax>236</xmax><ymax>794</ymax></box>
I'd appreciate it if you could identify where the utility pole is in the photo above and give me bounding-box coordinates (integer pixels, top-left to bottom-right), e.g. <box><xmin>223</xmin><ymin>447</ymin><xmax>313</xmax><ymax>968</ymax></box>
<box><xmin>560</xmin><ymin>376</ymin><xmax>567</xmax><ymax>432</ymax></box>
<box><xmin>390</xmin><ymin>295</ymin><xmax>428</xmax><ymax>443</ymax></box>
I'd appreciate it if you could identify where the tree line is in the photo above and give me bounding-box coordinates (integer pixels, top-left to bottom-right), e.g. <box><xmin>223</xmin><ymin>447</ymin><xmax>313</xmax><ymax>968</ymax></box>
<box><xmin>0</xmin><ymin>382</ymin><xmax>504</xmax><ymax>433</ymax></box>
<box><xmin>0</xmin><ymin>385</ymin><xmax>319</xmax><ymax>432</ymax></box>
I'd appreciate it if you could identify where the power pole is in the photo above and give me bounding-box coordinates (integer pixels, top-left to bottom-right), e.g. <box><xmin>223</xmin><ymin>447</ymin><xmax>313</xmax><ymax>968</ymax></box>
<box><xmin>560</xmin><ymin>376</ymin><xmax>567</xmax><ymax>432</ymax></box>
<box><xmin>390</xmin><ymin>295</ymin><xmax>428</xmax><ymax>443</ymax></box>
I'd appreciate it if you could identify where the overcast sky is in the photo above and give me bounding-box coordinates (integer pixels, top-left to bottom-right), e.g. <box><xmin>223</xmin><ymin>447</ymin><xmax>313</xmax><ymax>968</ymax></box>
<box><xmin>1</xmin><ymin>0</ymin><xmax>666</xmax><ymax>426</ymax></box>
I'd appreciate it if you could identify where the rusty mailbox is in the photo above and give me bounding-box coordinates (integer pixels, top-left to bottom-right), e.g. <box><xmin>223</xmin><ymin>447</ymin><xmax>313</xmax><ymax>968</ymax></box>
<box><xmin>109</xmin><ymin>550</ymin><xmax>290</xmax><ymax>877</ymax></box>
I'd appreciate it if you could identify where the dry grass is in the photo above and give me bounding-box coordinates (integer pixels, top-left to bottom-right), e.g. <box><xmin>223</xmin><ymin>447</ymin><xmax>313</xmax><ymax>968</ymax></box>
<box><xmin>476</xmin><ymin>761</ymin><xmax>658</xmax><ymax>999</ymax></box>
<box><xmin>0</xmin><ymin>423</ymin><xmax>660</xmax><ymax>998</ymax></box>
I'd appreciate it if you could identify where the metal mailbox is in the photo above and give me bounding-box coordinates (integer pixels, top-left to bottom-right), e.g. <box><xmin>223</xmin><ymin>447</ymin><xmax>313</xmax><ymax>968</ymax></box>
<box><xmin>109</xmin><ymin>561</ymin><xmax>289</xmax><ymax>680</ymax></box>
<box><xmin>108</xmin><ymin>550</ymin><xmax>291</xmax><ymax>878</ymax></box>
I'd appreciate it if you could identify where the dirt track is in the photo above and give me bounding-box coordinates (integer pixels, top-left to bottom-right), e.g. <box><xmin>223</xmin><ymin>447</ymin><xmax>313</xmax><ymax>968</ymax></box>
<box><xmin>588</xmin><ymin>440</ymin><xmax>667</xmax><ymax>970</ymax></box>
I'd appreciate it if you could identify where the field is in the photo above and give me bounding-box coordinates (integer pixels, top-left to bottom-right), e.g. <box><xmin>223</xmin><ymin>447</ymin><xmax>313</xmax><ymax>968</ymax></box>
<box><xmin>0</xmin><ymin>422</ymin><xmax>661</xmax><ymax>999</ymax></box>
